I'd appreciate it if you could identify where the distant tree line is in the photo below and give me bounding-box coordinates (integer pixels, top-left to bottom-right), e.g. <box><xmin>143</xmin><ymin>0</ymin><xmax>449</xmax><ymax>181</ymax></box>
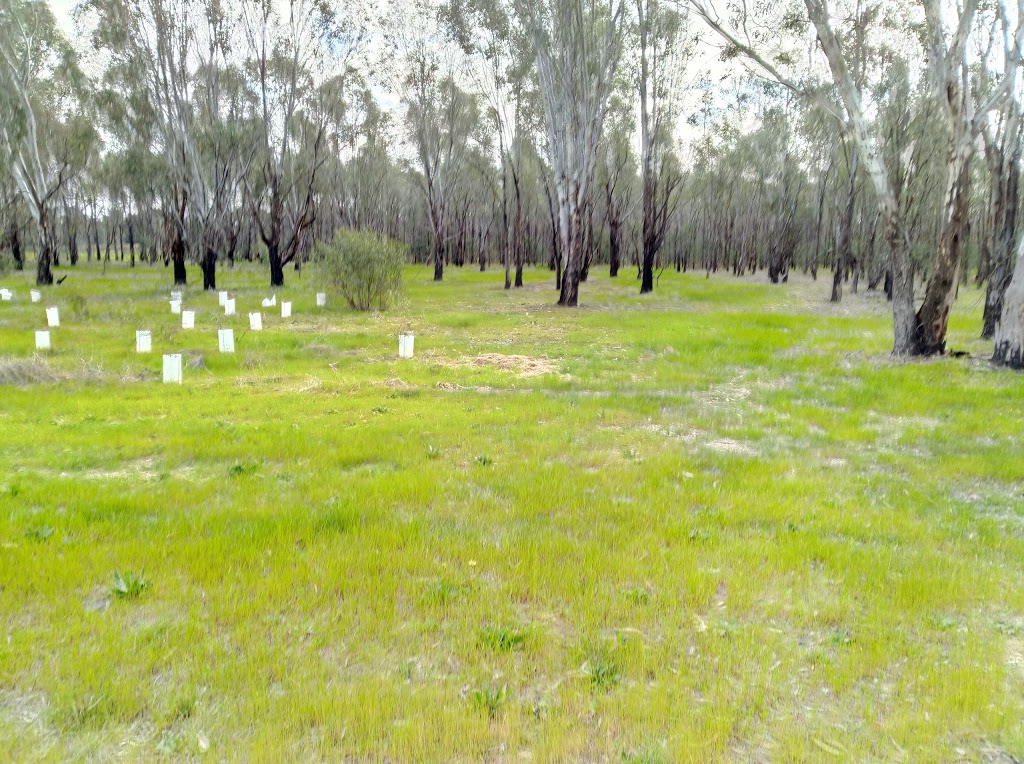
<box><xmin>2</xmin><ymin>0</ymin><xmax>1024</xmax><ymax>366</ymax></box>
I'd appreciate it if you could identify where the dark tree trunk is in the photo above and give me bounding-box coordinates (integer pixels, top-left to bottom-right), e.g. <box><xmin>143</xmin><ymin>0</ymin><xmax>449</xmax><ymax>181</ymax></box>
<box><xmin>9</xmin><ymin>224</ymin><xmax>23</xmax><ymax>270</ymax></box>
<box><xmin>36</xmin><ymin>239</ymin><xmax>54</xmax><ymax>286</ymax></box>
<box><xmin>172</xmin><ymin>233</ymin><xmax>187</xmax><ymax>285</ymax></box>
<box><xmin>201</xmin><ymin>249</ymin><xmax>217</xmax><ymax>290</ymax></box>
<box><xmin>269</xmin><ymin>241</ymin><xmax>284</xmax><ymax>288</ymax></box>
<box><xmin>914</xmin><ymin>159</ymin><xmax>971</xmax><ymax>355</ymax></box>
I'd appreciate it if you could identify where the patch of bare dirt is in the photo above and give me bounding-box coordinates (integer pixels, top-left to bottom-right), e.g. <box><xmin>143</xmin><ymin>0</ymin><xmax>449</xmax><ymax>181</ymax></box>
<box><xmin>470</xmin><ymin>353</ymin><xmax>558</xmax><ymax>377</ymax></box>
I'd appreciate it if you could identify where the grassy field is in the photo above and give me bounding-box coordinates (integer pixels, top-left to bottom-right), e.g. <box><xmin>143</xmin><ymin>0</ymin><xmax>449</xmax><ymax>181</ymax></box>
<box><xmin>1</xmin><ymin>259</ymin><xmax>1023</xmax><ymax>762</ymax></box>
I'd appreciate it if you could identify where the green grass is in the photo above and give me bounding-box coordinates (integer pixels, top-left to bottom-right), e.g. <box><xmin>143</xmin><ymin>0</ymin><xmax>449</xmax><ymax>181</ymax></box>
<box><xmin>1</xmin><ymin>259</ymin><xmax>1023</xmax><ymax>761</ymax></box>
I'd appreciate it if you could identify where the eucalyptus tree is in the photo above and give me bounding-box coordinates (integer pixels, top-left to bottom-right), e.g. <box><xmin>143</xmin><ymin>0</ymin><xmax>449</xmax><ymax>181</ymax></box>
<box><xmin>0</xmin><ymin>0</ymin><xmax>94</xmax><ymax>285</ymax></box>
<box><xmin>689</xmin><ymin>0</ymin><xmax>1024</xmax><ymax>357</ymax></box>
<box><xmin>633</xmin><ymin>0</ymin><xmax>689</xmax><ymax>293</ymax></box>
<box><xmin>515</xmin><ymin>0</ymin><xmax>626</xmax><ymax>306</ymax></box>
<box><xmin>86</xmin><ymin>0</ymin><xmax>253</xmax><ymax>289</ymax></box>
<box><xmin>443</xmin><ymin>0</ymin><xmax>544</xmax><ymax>288</ymax></box>
<box><xmin>599</xmin><ymin>102</ymin><xmax>636</xmax><ymax>278</ymax></box>
<box><xmin>402</xmin><ymin>39</ymin><xmax>479</xmax><ymax>282</ymax></box>
<box><xmin>241</xmin><ymin>0</ymin><xmax>357</xmax><ymax>288</ymax></box>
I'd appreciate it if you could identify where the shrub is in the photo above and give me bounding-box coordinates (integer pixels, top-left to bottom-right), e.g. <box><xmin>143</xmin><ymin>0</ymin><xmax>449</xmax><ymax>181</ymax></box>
<box><xmin>316</xmin><ymin>229</ymin><xmax>405</xmax><ymax>311</ymax></box>
<box><xmin>0</xmin><ymin>249</ymin><xmax>13</xmax><ymax>275</ymax></box>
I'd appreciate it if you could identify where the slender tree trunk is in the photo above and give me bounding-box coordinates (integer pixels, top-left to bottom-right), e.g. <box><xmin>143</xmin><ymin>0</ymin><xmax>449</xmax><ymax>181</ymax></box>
<box><xmin>35</xmin><ymin>209</ymin><xmax>53</xmax><ymax>286</ymax></box>
<box><xmin>9</xmin><ymin>224</ymin><xmax>23</xmax><ymax>270</ymax></box>
<box><xmin>172</xmin><ymin>231</ymin><xmax>187</xmax><ymax>286</ymax></box>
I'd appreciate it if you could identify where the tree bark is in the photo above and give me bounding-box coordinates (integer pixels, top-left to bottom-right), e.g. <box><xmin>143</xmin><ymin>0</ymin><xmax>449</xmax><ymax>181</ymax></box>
<box><xmin>201</xmin><ymin>248</ymin><xmax>217</xmax><ymax>291</ymax></box>
<box><xmin>269</xmin><ymin>241</ymin><xmax>284</xmax><ymax>288</ymax></box>
<box><xmin>913</xmin><ymin>148</ymin><xmax>972</xmax><ymax>354</ymax></box>
<box><xmin>993</xmin><ymin>250</ymin><xmax>1024</xmax><ymax>368</ymax></box>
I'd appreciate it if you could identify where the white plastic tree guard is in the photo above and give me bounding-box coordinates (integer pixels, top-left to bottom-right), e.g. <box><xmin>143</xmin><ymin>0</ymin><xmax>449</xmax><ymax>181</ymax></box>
<box><xmin>182</xmin><ymin>311</ymin><xmax>195</xmax><ymax>329</ymax></box>
<box><xmin>30</xmin><ymin>290</ymin><xmax>41</xmax><ymax>303</ymax></box>
<box><xmin>249</xmin><ymin>312</ymin><xmax>262</xmax><ymax>331</ymax></box>
<box><xmin>218</xmin><ymin>291</ymin><xmax>228</xmax><ymax>306</ymax></box>
<box><xmin>224</xmin><ymin>298</ymin><xmax>236</xmax><ymax>316</ymax></box>
<box><xmin>171</xmin><ymin>290</ymin><xmax>183</xmax><ymax>302</ymax></box>
<box><xmin>218</xmin><ymin>328</ymin><xmax>235</xmax><ymax>353</ymax></box>
<box><xmin>316</xmin><ymin>292</ymin><xmax>326</xmax><ymax>307</ymax></box>
<box><xmin>46</xmin><ymin>307</ymin><xmax>60</xmax><ymax>327</ymax></box>
<box><xmin>170</xmin><ymin>300</ymin><xmax>182</xmax><ymax>314</ymax></box>
<box><xmin>136</xmin><ymin>330</ymin><xmax>152</xmax><ymax>353</ymax></box>
<box><xmin>35</xmin><ymin>330</ymin><xmax>51</xmax><ymax>350</ymax></box>
<box><xmin>261</xmin><ymin>294</ymin><xmax>277</xmax><ymax>308</ymax></box>
<box><xmin>281</xmin><ymin>302</ymin><xmax>292</xmax><ymax>318</ymax></box>
<box><xmin>163</xmin><ymin>354</ymin><xmax>183</xmax><ymax>384</ymax></box>
<box><xmin>399</xmin><ymin>333</ymin><xmax>415</xmax><ymax>359</ymax></box>
<box><xmin>0</xmin><ymin>289</ymin><xmax>11</xmax><ymax>301</ymax></box>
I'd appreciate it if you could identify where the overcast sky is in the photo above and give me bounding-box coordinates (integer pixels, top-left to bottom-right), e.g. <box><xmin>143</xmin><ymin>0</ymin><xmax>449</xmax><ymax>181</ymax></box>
<box><xmin>49</xmin><ymin>0</ymin><xmax>75</xmax><ymax>33</ymax></box>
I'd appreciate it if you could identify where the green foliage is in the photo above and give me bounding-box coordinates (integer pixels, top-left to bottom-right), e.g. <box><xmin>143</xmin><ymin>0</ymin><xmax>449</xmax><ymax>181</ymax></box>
<box><xmin>24</xmin><ymin>526</ymin><xmax>54</xmax><ymax>542</ymax></box>
<box><xmin>111</xmin><ymin>570</ymin><xmax>149</xmax><ymax>600</ymax></box>
<box><xmin>479</xmin><ymin>624</ymin><xmax>527</xmax><ymax>653</ymax></box>
<box><xmin>469</xmin><ymin>683</ymin><xmax>507</xmax><ymax>720</ymax></box>
<box><xmin>0</xmin><ymin>249</ymin><xmax>13</xmax><ymax>276</ymax></box>
<box><xmin>315</xmin><ymin>229</ymin><xmax>405</xmax><ymax>311</ymax></box>
<box><xmin>584</xmin><ymin>654</ymin><xmax>620</xmax><ymax>690</ymax></box>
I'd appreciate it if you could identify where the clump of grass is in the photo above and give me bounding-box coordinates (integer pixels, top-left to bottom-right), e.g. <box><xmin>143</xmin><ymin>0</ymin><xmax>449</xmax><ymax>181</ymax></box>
<box><xmin>228</xmin><ymin>461</ymin><xmax>259</xmax><ymax>478</ymax></box>
<box><xmin>66</xmin><ymin>291</ymin><xmax>89</xmax><ymax>319</ymax></box>
<box><xmin>371</xmin><ymin>405</ymin><xmax>389</xmax><ymax>414</ymax></box>
<box><xmin>830</xmin><ymin>628</ymin><xmax>853</xmax><ymax>646</ymax></box>
<box><xmin>155</xmin><ymin>730</ymin><xmax>180</xmax><ymax>755</ymax></box>
<box><xmin>426</xmin><ymin>445</ymin><xmax>442</xmax><ymax>459</ymax></box>
<box><xmin>624</xmin><ymin>586</ymin><xmax>650</xmax><ymax>606</ymax></box>
<box><xmin>424</xmin><ymin>578</ymin><xmax>464</xmax><ymax>607</ymax></box>
<box><xmin>111</xmin><ymin>570</ymin><xmax>149</xmax><ymax>600</ymax></box>
<box><xmin>479</xmin><ymin>624</ymin><xmax>527</xmax><ymax>653</ymax></box>
<box><xmin>621</xmin><ymin>745</ymin><xmax>668</xmax><ymax>764</ymax></box>
<box><xmin>583</xmin><ymin>646</ymin><xmax>620</xmax><ymax>690</ymax></box>
<box><xmin>25</xmin><ymin>526</ymin><xmax>54</xmax><ymax>542</ymax></box>
<box><xmin>475</xmin><ymin>454</ymin><xmax>492</xmax><ymax>466</ymax></box>
<box><xmin>469</xmin><ymin>683</ymin><xmax>507</xmax><ymax>720</ymax></box>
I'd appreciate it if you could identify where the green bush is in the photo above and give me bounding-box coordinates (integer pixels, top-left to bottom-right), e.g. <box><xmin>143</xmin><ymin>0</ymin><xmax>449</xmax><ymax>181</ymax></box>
<box><xmin>316</xmin><ymin>229</ymin><xmax>405</xmax><ymax>311</ymax></box>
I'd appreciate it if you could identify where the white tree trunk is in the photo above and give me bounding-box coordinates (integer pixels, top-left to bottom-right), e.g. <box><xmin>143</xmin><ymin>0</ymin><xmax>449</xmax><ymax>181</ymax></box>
<box><xmin>994</xmin><ymin>249</ymin><xmax>1024</xmax><ymax>368</ymax></box>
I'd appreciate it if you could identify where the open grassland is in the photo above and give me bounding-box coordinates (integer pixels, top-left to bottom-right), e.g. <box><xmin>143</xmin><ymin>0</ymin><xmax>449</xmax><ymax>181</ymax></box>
<box><xmin>1</xmin><ymin>261</ymin><xmax>1023</xmax><ymax>762</ymax></box>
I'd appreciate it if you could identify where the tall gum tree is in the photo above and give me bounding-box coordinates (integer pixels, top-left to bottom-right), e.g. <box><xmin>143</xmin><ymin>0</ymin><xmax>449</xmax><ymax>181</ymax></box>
<box><xmin>688</xmin><ymin>0</ymin><xmax>1024</xmax><ymax>357</ymax></box>
<box><xmin>516</xmin><ymin>0</ymin><xmax>626</xmax><ymax>306</ymax></box>
<box><xmin>0</xmin><ymin>0</ymin><xmax>91</xmax><ymax>286</ymax></box>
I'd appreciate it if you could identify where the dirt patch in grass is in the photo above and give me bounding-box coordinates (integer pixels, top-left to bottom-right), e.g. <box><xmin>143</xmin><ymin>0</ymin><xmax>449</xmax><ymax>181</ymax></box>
<box><xmin>471</xmin><ymin>353</ymin><xmax>558</xmax><ymax>377</ymax></box>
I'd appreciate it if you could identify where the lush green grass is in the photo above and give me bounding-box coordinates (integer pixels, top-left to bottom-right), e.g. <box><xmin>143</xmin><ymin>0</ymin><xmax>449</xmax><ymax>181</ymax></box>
<box><xmin>1</xmin><ymin>260</ymin><xmax>1023</xmax><ymax>762</ymax></box>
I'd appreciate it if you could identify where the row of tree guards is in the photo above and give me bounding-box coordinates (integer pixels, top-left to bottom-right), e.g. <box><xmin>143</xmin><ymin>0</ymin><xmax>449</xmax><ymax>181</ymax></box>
<box><xmin>2</xmin><ymin>0</ymin><xmax>1024</xmax><ymax>367</ymax></box>
<box><xmin>4</xmin><ymin>287</ymin><xmax>418</xmax><ymax>369</ymax></box>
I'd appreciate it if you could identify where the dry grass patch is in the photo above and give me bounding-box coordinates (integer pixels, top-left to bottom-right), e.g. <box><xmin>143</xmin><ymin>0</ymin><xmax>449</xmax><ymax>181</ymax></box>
<box><xmin>0</xmin><ymin>356</ymin><xmax>108</xmax><ymax>385</ymax></box>
<box><xmin>471</xmin><ymin>353</ymin><xmax>558</xmax><ymax>377</ymax></box>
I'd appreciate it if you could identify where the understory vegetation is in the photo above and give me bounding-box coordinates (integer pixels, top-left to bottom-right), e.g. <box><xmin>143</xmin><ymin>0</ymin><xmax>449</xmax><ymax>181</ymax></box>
<box><xmin>1</xmin><ymin>261</ymin><xmax>1023</xmax><ymax>761</ymax></box>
